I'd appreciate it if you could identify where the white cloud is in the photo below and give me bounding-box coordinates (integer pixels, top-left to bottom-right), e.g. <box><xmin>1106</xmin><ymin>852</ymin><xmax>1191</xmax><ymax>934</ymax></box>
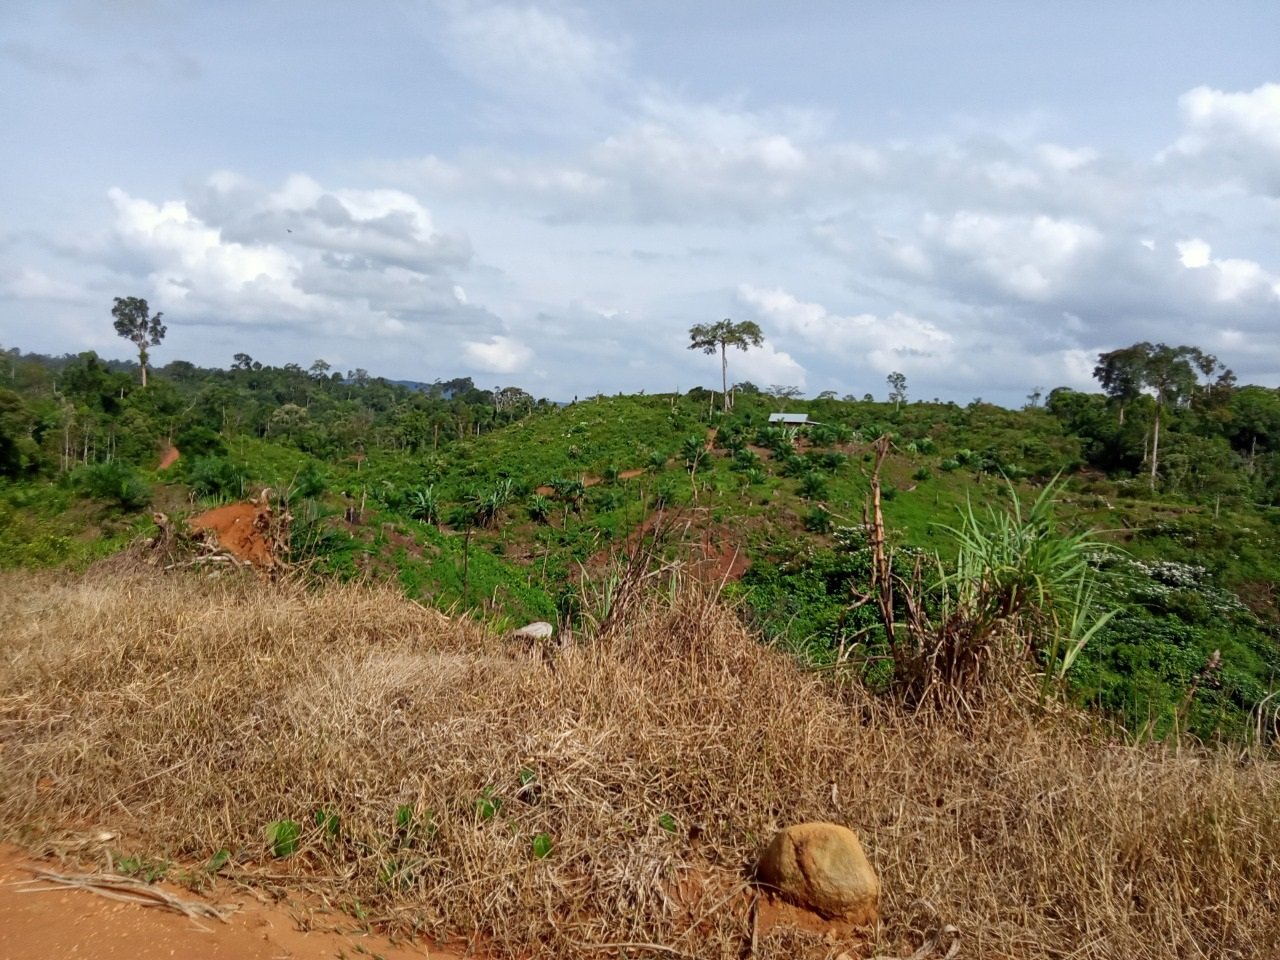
<box><xmin>1</xmin><ymin>266</ymin><xmax>90</xmax><ymax>302</ymax></box>
<box><xmin>738</xmin><ymin>285</ymin><xmax>953</xmax><ymax>375</ymax></box>
<box><xmin>196</xmin><ymin>173</ymin><xmax>472</xmax><ymax>273</ymax></box>
<box><xmin>108</xmin><ymin>187</ymin><xmax>308</xmax><ymax>310</ymax></box>
<box><xmin>730</xmin><ymin>340</ymin><xmax>807</xmax><ymax>390</ymax></box>
<box><xmin>918</xmin><ymin>211</ymin><xmax>1103</xmax><ymax>301</ymax></box>
<box><xmin>1165</xmin><ymin>83</ymin><xmax>1280</xmax><ymax>195</ymax></box>
<box><xmin>435</xmin><ymin>0</ymin><xmax>625</xmax><ymax>116</ymax></box>
<box><xmin>1177</xmin><ymin>238</ymin><xmax>1212</xmax><ymax>268</ymax></box>
<box><xmin>382</xmin><ymin>93</ymin><xmax>878</xmax><ymax>222</ymax></box>
<box><xmin>1036</xmin><ymin>143</ymin><xmax>1099</xmax><ymax>174</ymax></box>
<box><xmin>463</xmin><ymin>334</ymin><xmax>533</xmax><ymax>373</ymax></box>
<box><xmin>76</xmin><ymin>174</ymin><xmax>516</xmax><ymax>385</ymax></box>
<box><xmin>1176</xmin><ymin>237</ymin><xmax>1280</xmax><ymax>302</ymax></box>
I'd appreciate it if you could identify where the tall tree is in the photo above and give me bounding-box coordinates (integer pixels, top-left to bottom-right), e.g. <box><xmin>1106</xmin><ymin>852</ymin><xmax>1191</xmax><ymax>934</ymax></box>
<box><xmin>1093</xmin><ymin>345</ymin><xmax>1147</xmax><ymax>425</ymax></box>
<box><xmin>687</xmin><ymin>319</ymin><xmax>764</xmax><ymax>412</ymax></box>
<box><xmin>1094</xmin><ymin>342</ymin><xmax>1221</xmax><ymax>487</ymax></box>
<box><xmin>886</xmin><ymin>371</ymin><xmax>908</xmax><ymax>410</ymax></box>
<box><xmin>111</xmin><ymin>296</ymin><xmax>166</xmax><ymax>388</ymax></box>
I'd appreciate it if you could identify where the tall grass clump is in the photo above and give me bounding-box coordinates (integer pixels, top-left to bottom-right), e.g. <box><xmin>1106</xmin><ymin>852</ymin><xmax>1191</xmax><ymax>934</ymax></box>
<box><xmin>861</xmin><ymin>436</ymin><xmax>1115</xmax><ymax>710</ymax></box>
<box><xmin>1</xmin><ymin>565</ymin><xmax>1277</xmax><ymax>959</ymax></box>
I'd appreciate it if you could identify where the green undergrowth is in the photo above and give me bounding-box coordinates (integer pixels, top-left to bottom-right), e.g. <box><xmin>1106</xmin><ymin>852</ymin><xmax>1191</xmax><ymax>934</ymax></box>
<box><xmin>2</xmin><ymin>386</ymin><xmax>1278</xmax><ymax>740</ymax></box>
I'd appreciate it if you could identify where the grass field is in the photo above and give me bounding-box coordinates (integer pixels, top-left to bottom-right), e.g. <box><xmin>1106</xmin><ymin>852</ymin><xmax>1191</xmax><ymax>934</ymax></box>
<box><xmin>2</xmin><ymin>566</ymin><xmax>1277</xmax><ymax>959</ymax></box>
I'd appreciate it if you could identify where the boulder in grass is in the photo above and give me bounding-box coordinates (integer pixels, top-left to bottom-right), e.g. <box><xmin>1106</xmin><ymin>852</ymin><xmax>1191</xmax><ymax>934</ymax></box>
<box><xmin>512</xmin><ymin>621</ymin><xmax>555</xmax><ymax>641</ymax></box>
<box><xmin>509</xmin><ymin>621</ymin><xmax>563</xmax><ymax>666</ymax></box>
<box><xmin>756</xmin><ymin>822</ymin><xmax>879</xmax><ymax>924</ymax></box>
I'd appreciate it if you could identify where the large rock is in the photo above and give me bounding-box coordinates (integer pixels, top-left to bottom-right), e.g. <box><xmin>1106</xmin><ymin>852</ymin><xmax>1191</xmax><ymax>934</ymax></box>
<box><xmin>756</xmin><ymin>822</ymin><xmax>879</xmax><ymax>924</ymax></box>
<box><xmin>512</xmin><ymin>621</ymin><xmax>555</xmax><ymax>641</ymax></box>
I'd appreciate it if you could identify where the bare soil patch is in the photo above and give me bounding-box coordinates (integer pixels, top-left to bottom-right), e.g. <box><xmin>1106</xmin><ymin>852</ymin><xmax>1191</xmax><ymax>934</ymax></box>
<box><xmin>156</xmin><ymin>446</ymin><xmax>180</xmax><ymax>471</ymax></box>
<box><xmin>189</xmin><ymin>500</ymin><xmax>281</xmax><ymax>569</ymax></box>
<box><xmin>0</xmin><ymin>846</ymin><xmax>459</xmax><ymax>960</ymax></box>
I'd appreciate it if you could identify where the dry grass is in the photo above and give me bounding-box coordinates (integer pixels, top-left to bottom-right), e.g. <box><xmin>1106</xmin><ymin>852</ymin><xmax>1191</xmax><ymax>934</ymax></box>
<box><xmin>1</xmin><ymin>567</ymin><xmax>1277</xmax><ymax>959</ymax></box>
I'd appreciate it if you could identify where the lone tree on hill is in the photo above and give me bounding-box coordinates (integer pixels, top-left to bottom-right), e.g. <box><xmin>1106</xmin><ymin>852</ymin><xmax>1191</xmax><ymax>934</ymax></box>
<box><xmin>886</xmin><ymin>371</ymin><xmax>908</xmax><ymax>410</ymax></box>
<box><xmin>111</xmin><ymin>296</ymin><xmax>166</xmax><ymax>388</ymax></box>
<box><xmin>688</xmin><ymin>318</ymin><xmax>764</xmax><ymax>412</ymax></box>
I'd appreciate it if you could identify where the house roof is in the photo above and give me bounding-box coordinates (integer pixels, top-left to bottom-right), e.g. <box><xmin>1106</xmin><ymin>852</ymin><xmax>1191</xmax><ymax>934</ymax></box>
<box><xmin>767</xmin><ymin>412</ymin><xmax>811</xmax><ymax>424</ymax></box>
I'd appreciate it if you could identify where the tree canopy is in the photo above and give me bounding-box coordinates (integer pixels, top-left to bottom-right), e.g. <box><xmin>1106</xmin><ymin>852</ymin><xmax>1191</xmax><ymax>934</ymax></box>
<box><xmin>1093</xmin><ymin>342</ymin><xmax>1229</xmax><ymax>486</ymax></box>
<box><xmin>688</xmin><ymin>319</ymin><xmax>764</xmax><ymax>412</ymax></box>
<box><xmin>111</xmin><ymin>297</ymin><xmax>166</xmax><ymax>388</ymax></box>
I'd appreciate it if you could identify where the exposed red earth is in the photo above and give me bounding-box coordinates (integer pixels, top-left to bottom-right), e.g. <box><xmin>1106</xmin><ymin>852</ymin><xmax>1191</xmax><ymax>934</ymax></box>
<box><xmin>0</xmin><ymin>846</ymin><xmax>464</xmax><ymax>960</ymax></box>
<box><xmin>189</xmin><ymin>500</ymin><xmax>281</xmax><ymax>569</ymax></box>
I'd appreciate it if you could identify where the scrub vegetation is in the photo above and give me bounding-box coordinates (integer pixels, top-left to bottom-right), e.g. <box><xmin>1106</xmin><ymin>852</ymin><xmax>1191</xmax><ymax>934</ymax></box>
<box><xmin>1</xmin><ymin>332</ymin><xmax>1279</xmax><ymax>958</ymax></box>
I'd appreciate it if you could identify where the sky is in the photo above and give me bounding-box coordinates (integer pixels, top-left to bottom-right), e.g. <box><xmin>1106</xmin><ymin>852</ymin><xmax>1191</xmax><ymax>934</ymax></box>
<box><xmin>2</xmin><ymin>1</ymin><xmax>1278</xmax><ymax>405</ymax></box>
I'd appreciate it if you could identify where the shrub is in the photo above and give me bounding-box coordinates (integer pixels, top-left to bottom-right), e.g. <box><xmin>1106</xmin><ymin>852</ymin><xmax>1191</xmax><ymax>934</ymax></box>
<box><xmin>799</xmin><ymin>471</ymin><xmax>828</xmax><ymax>501</ymax></box>
<box><xmin>292</xmin><ymin>462</ymin><xmax>327</xmax><ymax>500</ymax></box>
<box><xmin>406</xmin><ymin>486</ymin><xmax>440</xmax><ymax>524</ymax></box>
<box><xmin>76</xmin><ymin>461</ymin><xmax>152</xmax><ymax>511</ymax></box>
<box><xmin>590</xmin><ymin>487</ymin><xmax>625</xmax><ymax>513</ymax></box>
<box><xmin>174</xmin><ymin>425</ymin><xmax>227</xmax><ymax>460</ymax></box>
<box><xmin>527</xmin><ymin>494</ymin><xmax>553</xmax><ymax>524</ymax></box>
<box><xmin>804</xmin><ymin>506</ymin><xmax>833</xmax><ymax>533</ymax></box>
<box><xmin>187</xmin><ymin>456</ymin><xmax>248</xmax><ymax>500</ymax></box>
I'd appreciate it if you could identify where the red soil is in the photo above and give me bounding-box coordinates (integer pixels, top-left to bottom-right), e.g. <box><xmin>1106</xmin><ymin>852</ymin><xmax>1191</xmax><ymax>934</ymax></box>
<box><xmin>189</xmin><ymin>501</ymin><xmax>279</xmax><ymax>569</ymax></box>
<box><xmin>0</xmin><ymin>846</ymin><xmax>461</xmax><ymax>960</ymax></box>
<box><xmin>157</xmin><ymin>446</ymin><xmax>180</xmax><ymax>471</ymax></box>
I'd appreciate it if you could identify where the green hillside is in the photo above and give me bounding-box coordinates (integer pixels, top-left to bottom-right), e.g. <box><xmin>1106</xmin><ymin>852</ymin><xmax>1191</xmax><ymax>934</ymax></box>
<box><xmin>2</xmin><ymin>346</ymin><xmax>1278</xmax><ymax>740</ymax></box>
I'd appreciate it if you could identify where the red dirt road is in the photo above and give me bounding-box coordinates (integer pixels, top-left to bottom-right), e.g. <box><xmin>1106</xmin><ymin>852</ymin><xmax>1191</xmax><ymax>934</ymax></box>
<box><xmin>0</xmin><ymin>847</ymin><xmax>461</xmax><ymax>960</ymax></box>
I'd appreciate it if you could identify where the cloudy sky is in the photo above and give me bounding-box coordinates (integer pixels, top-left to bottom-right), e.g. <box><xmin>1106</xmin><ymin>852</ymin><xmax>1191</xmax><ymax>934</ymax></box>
<box><xmin>2</xmin><ymin>1</ymin><xmax>1278</xmax><ymax>404</ymax></box>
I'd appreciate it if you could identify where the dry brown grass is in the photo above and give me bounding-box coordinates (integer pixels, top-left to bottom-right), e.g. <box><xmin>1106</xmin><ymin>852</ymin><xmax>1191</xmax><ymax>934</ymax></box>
<box><xmin>1</xmin><ymin>567</ymin><xmax>1278</xmax><ymax>959</ymax></box>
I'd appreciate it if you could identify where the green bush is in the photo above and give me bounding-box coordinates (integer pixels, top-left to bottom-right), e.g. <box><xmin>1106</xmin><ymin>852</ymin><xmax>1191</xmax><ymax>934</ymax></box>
<box><xmin>406</xmin><ymin>485</ymin><xmax>440</xmax><ymax>524</ymax></box>
<box><xmin>804</xmin><ymin>506</ymin><xmax>833</xmax><ymax>533</ymax></box>
<box><xmin>75</xmin><ymin>461</ymin><xmax>152</xmax><ymax>511</ymax></box>
<box><xmin>799</xmin><ymin>471</ymin><xmax>828</xmax><ymax>500</ymax></box>
<box><xmin>527</xmin><ymin>493</ymin><xmax>552</xmax><ymax>524</ymax></box>
<box><xmin>187</xmin><ymin>456</ymin><xmax>248</xmax><ymax>500</ymax></box>
<box><xmin>174</xmin><ymin>425</ymin><xmax>227</xmax><ymax>460</ymax></box>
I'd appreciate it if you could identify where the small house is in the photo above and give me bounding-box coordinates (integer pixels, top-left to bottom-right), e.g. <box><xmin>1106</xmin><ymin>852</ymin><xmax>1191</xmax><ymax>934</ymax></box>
<box><xmin>767</xmin><ymin>413</ymin><xmax>812</xmax><ymax>425</ymax></box>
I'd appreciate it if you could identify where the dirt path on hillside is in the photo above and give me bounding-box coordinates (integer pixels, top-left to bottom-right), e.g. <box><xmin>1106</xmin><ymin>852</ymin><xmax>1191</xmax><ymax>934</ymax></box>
<box><xmin>157</xmin><ymin>445</ymin><xmax>180</xmax><ymax>470</ymax></box>
<box><xmin>535</xmin><ymin>467</ymin><xmax>646</xmax><ymax>496</ymax></box>
<box><xmin>0</xmin><ymin>846</ymin><xmax>463</xmax><ymax>960</ymax></box>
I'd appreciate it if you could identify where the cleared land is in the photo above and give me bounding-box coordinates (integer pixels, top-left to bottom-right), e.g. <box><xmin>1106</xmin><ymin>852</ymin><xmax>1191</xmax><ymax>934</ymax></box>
<box><xmin>1</xmin><ymin>568</ymin><xmax>1277</xmax><ymax>959</ymax></box>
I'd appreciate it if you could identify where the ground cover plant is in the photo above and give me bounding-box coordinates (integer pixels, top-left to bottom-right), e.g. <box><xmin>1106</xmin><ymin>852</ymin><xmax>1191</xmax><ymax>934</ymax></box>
<box><xmin>1</xmin><ymin>567</ymin><xmax>1277</xmax><ymax>959</ymax></box>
